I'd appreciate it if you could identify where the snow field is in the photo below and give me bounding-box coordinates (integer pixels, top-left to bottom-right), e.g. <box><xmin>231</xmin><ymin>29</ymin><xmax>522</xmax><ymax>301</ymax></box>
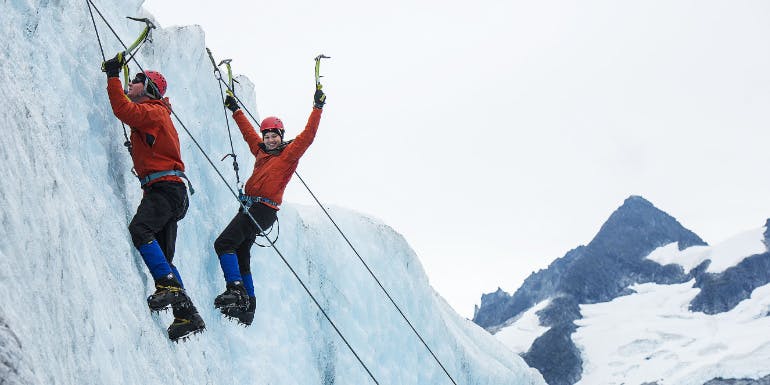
<box><xmin>646</xmin><ymin>226</ymin><xmax>767</xmax><ymax>274</ymax></box>
<box><xmin>493</xmin><ymin>224</ymin><xmax>770</xmax><ymax>385</ymax></box>
<box><xmin>573</xmin><ymin>281</ymin><xmax>770</xmax><ymax>385</ymax></box>
<box><xmin>495</xmin><ymin>299</ymin><xmax>552</xmax><ymax>354</ymax></box>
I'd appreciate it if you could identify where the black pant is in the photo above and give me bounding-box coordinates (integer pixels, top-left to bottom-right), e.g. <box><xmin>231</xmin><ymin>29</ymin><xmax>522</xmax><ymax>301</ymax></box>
<box><xmin>214</xmin><ymin>203</ymin><xmax>277</xmax><ymax>275</ymax></box>
<box><xmin>128</xmin><ymin>181</ymin><xmax>189</xmax><ymax>264</ymax></box>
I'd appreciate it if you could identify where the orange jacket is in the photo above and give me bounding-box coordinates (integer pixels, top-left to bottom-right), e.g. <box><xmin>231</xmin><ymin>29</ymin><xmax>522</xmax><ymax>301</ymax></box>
<box><xmin>107</xmin><ymin>77</ymin><xmax>185</xmax><ymax>187</ymax></box>
<box><xmin>233</xmin><ymin>108</ymin><xmax>322</xmax><ymax>209</ymax></box>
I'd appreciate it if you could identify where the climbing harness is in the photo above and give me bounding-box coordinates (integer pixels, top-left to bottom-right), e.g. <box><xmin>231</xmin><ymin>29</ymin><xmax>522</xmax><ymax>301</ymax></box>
<box><xmin>139</xmin><ymin>170</ymin><xmax>195</xmax><ymax>194</ymax></box>
<box><xmin>86</xmin><ymin>3</ymin><xmax>378</xmax><ymax>383</ymax></box>
<box><xmin>236</xmin><ymin>193</ymin><xmax>281</xmax><ymax>248</ymax></box>
<box><xmin>238</xmin><ymin>194</ymin><xmax>279</xmax><ymax>210</ymax></box>
<box><xmin>237</xmin><ymin>193</ymin><xmax>281</xmax><ymax>247</ymax></box>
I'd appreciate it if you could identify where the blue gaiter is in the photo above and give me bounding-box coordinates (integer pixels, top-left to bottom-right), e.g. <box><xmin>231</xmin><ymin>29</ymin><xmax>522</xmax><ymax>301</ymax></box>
<box><xmin>138</xmin><ymin>240</ymin><xmax>172</xmax><ymax>280</ymax></box>
<box><xmin>218</xmin><ymin>253</ymin><xmax>243</xmax><ymax>283</ymax></box>
<box><xmin>242</xmin><ymin>273</ymin><xmax>254</xmax><ymax>297</ymax></box>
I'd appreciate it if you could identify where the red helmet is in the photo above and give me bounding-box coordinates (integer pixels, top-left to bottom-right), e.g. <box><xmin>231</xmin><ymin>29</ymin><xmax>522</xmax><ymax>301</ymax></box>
<box><xmin>260</xmin><ymin>116</ymin><xmax>284</xmax><ymax>137</ymax></box>
<box><xmin>144</xmin><ymin>70</ymin><xmax>167</xmax><ymax>98</ymax></box>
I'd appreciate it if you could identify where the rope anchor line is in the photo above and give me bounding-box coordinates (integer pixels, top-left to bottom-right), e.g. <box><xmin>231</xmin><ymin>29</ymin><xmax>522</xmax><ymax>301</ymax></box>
<box><xmin>85</xmin><ymin>2</ymin><xmax>380</xmax><ymax>384</ymax></box>
<box><xmin>205</xmin><ymin>48</ymin><xmax>278</xmax><ymax>247</ymax></box>
<box><xmin>211</xmin><ymin>51</ymin><xmax>459</xmax><ymax>385</ymax></box>
<box><xmin>86</xmin><ymin>2</ymin><xmax>457</xmax><ymax>384</ymax></box>
<box><xmin>206</xmin><ymin>48</ymin><xmax>242</xmax><ymax>190</ymax></box>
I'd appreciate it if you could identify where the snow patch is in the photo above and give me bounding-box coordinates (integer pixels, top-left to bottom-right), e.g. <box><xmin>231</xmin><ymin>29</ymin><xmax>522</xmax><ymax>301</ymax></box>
<box><xmin>705</xmin><ymin>227</ymin><xmax>769</xmax><ymax>273</ymax></box>
<box><xmin>645</xmin><ymin>242</ymin><xmax>711</xmax><ymax>272</ymax></box>
<box><xmin>495</xmin><ymin>299</ymin><xmax>552</xmax><ymax>354</ymax></box>
<box><xmin>646</xmin><ymin>227</ymin><xmax>768</xmax><ymax>274</ymax></box>
<box><xmin>574</xmin><ymin>281</ymin><xmax>770</xmax><ymax>385</ymax></box>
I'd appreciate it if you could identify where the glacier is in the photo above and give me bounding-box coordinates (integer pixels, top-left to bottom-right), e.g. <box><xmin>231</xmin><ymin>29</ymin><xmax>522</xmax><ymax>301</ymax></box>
<box><xmin>0</xmin><ymin>0</ymin><xmax>545</xmax><ymax>384</ymax></box>
<box><xmin>480</xmin><ymin>197</ymin><xmax>770</xmax><ymax>385</ymax></box>
<box><xmin>574</xmin><ymin>277</ymin><xmax>770</xmax><ymax>385</ymax></box>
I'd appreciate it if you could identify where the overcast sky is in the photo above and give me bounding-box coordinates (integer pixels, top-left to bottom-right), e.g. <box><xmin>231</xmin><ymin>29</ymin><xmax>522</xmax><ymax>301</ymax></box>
<box><xmin>142</xmin><ymin>0</ymin><xmax>770</xmax><ymax>318</ymax></box>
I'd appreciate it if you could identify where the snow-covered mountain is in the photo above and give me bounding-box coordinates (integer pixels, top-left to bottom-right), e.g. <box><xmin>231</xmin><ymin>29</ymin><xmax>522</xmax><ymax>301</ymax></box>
<box><xmin>0</xmin><ymin>1</ymin><xmax>546</xmax><ymax>384</ymax></box>
<box><xmin>474</xmin><ymin>196</ymin><xmax>770</xmax><ymax>385</ymax></box>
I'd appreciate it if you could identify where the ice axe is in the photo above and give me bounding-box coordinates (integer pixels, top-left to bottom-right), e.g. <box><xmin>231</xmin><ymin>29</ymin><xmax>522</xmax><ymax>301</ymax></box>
<box><xmin>218</xmin><ymin>58</ymin><xmax>237</xmax><ymax>97</ymax></box>
<box><xmin>314</xmin><ymin>54</ymin><xmax>330</xmax><ymax>90</ymax></box>
<box><xmin>119</xmin><ymin>17</ymin><xmax>156</xmax><ymax>93</ymax></box>
<box><xmin>125</xmin><ymin>17</ymin><xmax>156</xmax><ymax>52</ymax></box>
<box><xmin>206</xmin><ymin>49</ymin><xmax>240</xmax><ymax>97</ymax></box>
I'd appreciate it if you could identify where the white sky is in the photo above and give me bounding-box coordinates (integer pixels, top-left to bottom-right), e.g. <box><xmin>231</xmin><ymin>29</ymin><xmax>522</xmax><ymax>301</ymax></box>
<box><xmin>142</xmin><ymin>0</ymin><xmax>770</xmax><ymax>318</ymax></box>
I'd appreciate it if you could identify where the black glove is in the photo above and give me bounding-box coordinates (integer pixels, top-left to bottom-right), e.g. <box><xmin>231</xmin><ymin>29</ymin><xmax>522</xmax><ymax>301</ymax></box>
<box><xmin>101</xmin><ymin>52</ymin><xmax>125</xmax><ymax>78</ymax></box>
<box><xmin>314</xmin><ymin>88</ymin><xmax>326</xmax><ymax>109</ymax></box>
<box><xmin>224</xmin><ymin>95</ymin><xmax>239</xmax><ymax>112</ymax></box>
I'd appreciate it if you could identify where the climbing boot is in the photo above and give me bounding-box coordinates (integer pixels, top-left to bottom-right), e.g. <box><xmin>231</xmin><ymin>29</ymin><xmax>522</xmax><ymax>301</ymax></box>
<box><xmin>147</xmin><ymin>274</ymin><xmax>187</xmax><ymax>312</ymax></box>
<box><xmin>214</xmin><ymin>281</ymin><xmax>249</xmax><ymax>311</ymax></box>
<box><xmin>221</xmin><ymin>295</ymin><xmax>256</xmax><ymax>326</ymax></box>
<box><xmin>168</xmin><ymin>303</ymin><xmax>205</xmax><ymax>342</ymax></box>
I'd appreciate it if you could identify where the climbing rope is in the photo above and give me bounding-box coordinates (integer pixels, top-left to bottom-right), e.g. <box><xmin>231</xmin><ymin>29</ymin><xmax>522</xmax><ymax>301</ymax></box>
<box><xmin>205</xmin><ymin>48</ymin><xmax>242</xmax><ymax>191</ymax></box>
<box><xmin>204</xmin><ymin>50</ymin><xmax>279</xmax><ymax>248</ymax></box>
<box><xmin>215</xmin><ymin>59</ymin><xmax>459</xmax><ymax>384</ymax></box>
<box><xmin>85</xmin><ymin>2</ymin><xmax>379</xmax><ymax>383</ymax></box>
<box><xmin>86</xmin><ymin>0</ymin><xmax>135</xmax><ymax>165</ymax></box>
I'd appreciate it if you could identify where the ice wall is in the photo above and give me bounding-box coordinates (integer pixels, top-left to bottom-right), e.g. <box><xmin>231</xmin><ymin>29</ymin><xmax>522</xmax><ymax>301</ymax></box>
<box><xmin>0</xmin><ymin>0</ymin><xmax>544</xmax><ymax>384</ymax></box>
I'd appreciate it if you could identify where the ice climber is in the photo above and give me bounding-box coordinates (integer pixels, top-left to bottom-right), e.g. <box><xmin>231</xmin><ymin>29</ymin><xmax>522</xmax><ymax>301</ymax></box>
<box><xmin>102</xmin><ymin>53</ymin><xmax>205</xmax><ymax>341</ymax></box>
<box><xmin>212</xmin><ymin>87</ymin><xmax>326</xmax><ymax>325</ymax></box>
